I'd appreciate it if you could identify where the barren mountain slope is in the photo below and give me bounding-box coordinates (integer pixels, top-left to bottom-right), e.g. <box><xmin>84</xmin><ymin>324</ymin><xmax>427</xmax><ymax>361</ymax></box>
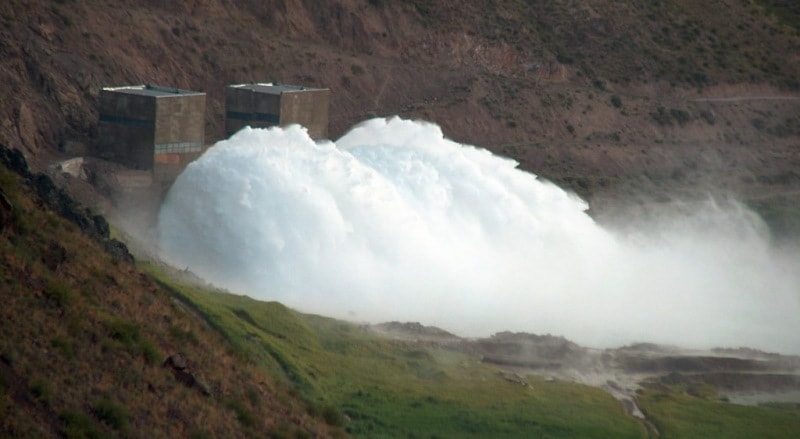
<box><xmin>1</xmin><ymin>0</ymin><xmax>798</xmax><ymax>217</ymax></box>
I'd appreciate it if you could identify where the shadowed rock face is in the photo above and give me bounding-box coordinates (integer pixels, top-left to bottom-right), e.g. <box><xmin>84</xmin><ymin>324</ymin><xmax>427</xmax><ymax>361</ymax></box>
<box><xmin>0</xmin><ymin>143</ymin><xmax>133</xmax><ymax>263</ymax></box>
<box><xmin>471</xmin><ymin>332</ymin><xmax>585</xmax><ymax>369</ymax></box>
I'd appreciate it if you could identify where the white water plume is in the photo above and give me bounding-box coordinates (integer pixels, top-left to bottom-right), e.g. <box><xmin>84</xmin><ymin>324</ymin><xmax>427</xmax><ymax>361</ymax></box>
<box><xmin>157</xmin><ymin>117</ymin><xmax>800</xmax><ymax>354</ymax></box>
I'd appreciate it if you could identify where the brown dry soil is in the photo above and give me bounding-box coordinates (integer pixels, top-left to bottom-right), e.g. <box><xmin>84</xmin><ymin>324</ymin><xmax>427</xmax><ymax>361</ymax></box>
<box><xmin>1</xmin><ymin>0</ymin><xmax>799</xmax><ymax>236</ymax></box>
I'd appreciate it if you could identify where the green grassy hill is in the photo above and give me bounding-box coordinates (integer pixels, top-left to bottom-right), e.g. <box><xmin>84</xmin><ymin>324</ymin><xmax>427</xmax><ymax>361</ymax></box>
<box><xmin>144</xmin><ymin>264</ymin><xmax>800</xmax><ymax>439</ymax></box>
<box><xmin>145</xmin><ymin>268</ymin><xmax>646</xmax><ymax>438</ymax></box>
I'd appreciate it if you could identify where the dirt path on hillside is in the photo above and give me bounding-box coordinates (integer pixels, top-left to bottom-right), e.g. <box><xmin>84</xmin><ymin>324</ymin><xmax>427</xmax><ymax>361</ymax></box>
<box><xmin>690</xmin><ymin>96</ymin><xmax>800</xmax><ymax>102</ymax></box>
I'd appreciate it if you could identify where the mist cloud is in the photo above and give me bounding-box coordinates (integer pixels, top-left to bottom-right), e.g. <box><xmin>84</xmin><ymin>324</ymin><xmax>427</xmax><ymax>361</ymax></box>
<box><xmin>157</xmin><ymin>117</ymin><xmax>800</xmax><ymax>354</ymax></box>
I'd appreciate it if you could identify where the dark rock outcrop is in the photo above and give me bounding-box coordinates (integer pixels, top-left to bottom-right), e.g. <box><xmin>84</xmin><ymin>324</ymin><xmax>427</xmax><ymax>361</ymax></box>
<box><xmin>163</xmin><ymin>353</ymin><xmax>189</xmax><ymax>371</ymax></box>
<box><xmin>475</xmin><ymin>331</ymin><xmax>585</xmax><ymax>369</ymax></box>
<box><xmin>0</xmin><ymin>190</ymin><xmax>12</xmax><ymax>233</ymax></box>
<box><xmin>0</xmin><ymin>143</ymin><xmax>132</xmax><ymax>263</ymax></box>
<box><xmin>163</xmin><ymin>353</ymin><xmax>212</xmax><ymax>397</ymax></box>
<box><xmin>0</xmin><ymin>146</ymin><xmax>32</xmax><ymax>180</ymax></box>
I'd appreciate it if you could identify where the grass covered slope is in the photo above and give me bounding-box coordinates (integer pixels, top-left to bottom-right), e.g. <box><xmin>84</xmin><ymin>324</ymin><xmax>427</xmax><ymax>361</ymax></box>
<box><xmin>148</xmin><ymin>272</ymin><xmax>800</xmax><ymax>438</ymax></box>
<box><xmin>638</xmin><ymin>386</ymin><xmax>800</xmax><ymax>439</ymax></box>
<box><xmin>0</xmin><ymin>154</ymin><xmax>341</xmax><ymax>437</ymax></box>
<box><xmin>149</xmin><ymin>271</ymin><xmax>800</xmax><ymax>438</ymax></box>
<box><xmin>148</xmin><ymin>277</ymin><xmax>645</xmax><ymax>438</ymax></box>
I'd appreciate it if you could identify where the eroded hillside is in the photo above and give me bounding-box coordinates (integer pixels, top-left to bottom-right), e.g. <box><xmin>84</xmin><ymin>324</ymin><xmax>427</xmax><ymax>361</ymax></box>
<box><xmin>1</xmin><ymin>0</ymin><xmax>798</xmax><ymax>219</ymax></box>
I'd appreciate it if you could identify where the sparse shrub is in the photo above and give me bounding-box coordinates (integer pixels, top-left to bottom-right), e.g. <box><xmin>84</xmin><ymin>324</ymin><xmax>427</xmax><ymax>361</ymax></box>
<box><xmin>189</xmin><ymin>430</ymin><xmax>214</xmax><ymax>439</ymax></box>
<box><xmin>139</xmin><ymin>339</ymin><xmax>160</xmax><ymax>365</ymax></box>
<box><xmin>169</xmin><ymin>325</ymin><xmax>199</xmax><ymax>346</ymax></box>
<box><xmin>246</xmin><ymin>387</ymin><xmax>261</xmax><ymax>406</ymax></box>
<box><xmin>556</xmin><ymin>52</ymin><xmax>574</xmax><ymax>65</ymax></box>
<box><xmin>412</xmin><ymin>2</ymin><xmax>432</xmax><ymax>18</ymax></box>
<box><xmin>269</xmin><ymin>421</ymin><xmax>299</xmax><ymax>439</ymax></box>
<box><xmin>92</xmin><ymin>399</ymin><xmax>129</xmax><ymax>431</ymax></box>
<box><xmin>670</xmin><ymin>108</ymin><xmax>691</xmax><ymax>125</ymax></box>
<box><xmin>321</xmin><ymin>404</ymin><xmax>345</xmax><ymax>427</ymax></box>
<box><xmin>610</xmin><ymin>95</ymin><xmax>622</xmax><ymax>108</ymax></box>
<box><xmin>651</xmin><ymin>106</ymin><xmax>672</xmax><ymax>125</ymax></box>
<box><xmin>44</xmin><ymin>211</ymin><xmax>61</xmax><ymax>228</ymax></box>
<box><xmin>29</xmin><ymin>379</ymin><xmax>53</xmax><ymax>404</ymax></box>
<box><xmin>770</xmin><ymin>117</ymin><xmax>800</xmax><ymax>137</ymax></box>
<box><xmin>305</xmin><ymin>401</ymin><xmax>320</xmax><ymax>418</ymax></box>
<box><xmin>60</xmin><ymin>410</ymin><xmax>103</xmax><ymax>439</ymax></box>
<box><xmin>691</xmin><ymin>71</ymin><xmax>710</xmax><ymax>85</ymax></box>
<box><xmin>0</xmin><ymin>348</ymin><xmax>15</xmax><ymax>366</ymax></box>
<box><xmin>228</xmin><ymin>400</ymin><xmax>256</xmax><ymax>428</ymax></box>
<box><xmin>699</xmin><ymin>109</ymin><xmax>716</xmax><ymax>124</ymax></box>
<box><xmin>118</xmin><ymin>366</ymin><xmax>142</xmax><ymax>388</ymax></box>
<box><xmin>108</xmin><ymin>319</ymin><xmax>140</xmax><ymax>349</ymax></box>
<box><xmin>350</xmin><ymin>64</ymin><xmax>365</xmax><ymax>75</ymax></box>
<box><xmin>51</xmin><ymin>337</ymin><xmax>75</xmax><ymax>360</ymax></box>
<box><xmin>51</xmin><ymin>6</ymin><xmax>71</xmax><ymax>26</ymax></box>
<box><xmin>45</xmin><ymin>278</ymin><xmax>73</xmax><ymax>307</ymax></box>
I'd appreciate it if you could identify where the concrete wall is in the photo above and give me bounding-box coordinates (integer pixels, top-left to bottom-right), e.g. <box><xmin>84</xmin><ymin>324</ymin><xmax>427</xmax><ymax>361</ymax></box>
<box><xmin>152</xmin><ymin>93</ymin><xmax>206</xmax><ymax>184</ymax></box>
<box><xmin>97</xmin><ymin>90</ymin><xmax>156</xmax><ymax>169</ymax></box>
<box><xmin>280</xmin><ymin>88</ymin><xmax>330</xmax><ymax>139</ymax></box>
<box><xmin>153</xmin><ymin>150</ymin><xmax>206</xmax><ymax>186</ymax></box>
<box><xmin>97</xmin><ymin>87</ymin><xmax>205</xmax><ymax>183</ymax></box>
<box><xmin>225</xmin><ymin>85</ymin><xmax>330</xmax><ymax>139</ymax></box>
<box><xmin>225</xmin><ymin>86</ymin><xmax>280</xmax><ymax>136</ymax></box>
<box><xmin>154</xmin><ymin>94</ymin><xmax>205</xmax><ymax>146</ymax></box>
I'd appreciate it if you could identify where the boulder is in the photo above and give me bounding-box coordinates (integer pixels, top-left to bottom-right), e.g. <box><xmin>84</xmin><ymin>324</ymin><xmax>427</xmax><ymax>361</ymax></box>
<box><xmin>0</xmin><ymin>143</ymin><xmax>133</xmax><ymax>263</ymax></box>
<box><xmin>163</xmin><ymin>353</ymin><xmax>188</xmax><ymax>371</ymax></box>
<box><xmin>163</xmin><ymin>353</ymin><xmax>212</xmax><ymax>397</ymax></box>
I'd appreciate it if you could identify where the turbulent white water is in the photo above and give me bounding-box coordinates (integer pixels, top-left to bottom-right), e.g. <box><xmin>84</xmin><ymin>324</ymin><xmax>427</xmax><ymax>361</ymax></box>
<box><xmin>157</xmin><ymin>117</ymin><xmax>800</xmax><ymax>353</ymax></box>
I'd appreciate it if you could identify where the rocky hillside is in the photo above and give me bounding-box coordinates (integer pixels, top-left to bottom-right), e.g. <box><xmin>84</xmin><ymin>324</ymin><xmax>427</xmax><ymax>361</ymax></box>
<box><xmin>0</xmin><ymin>145</ymin><xmax>342</xmax><ymax>437</ymax></box>
<box><xmin>1</xmin><ymin>0</ymin><xmax>799</xmax><ymax>220</ymax></box>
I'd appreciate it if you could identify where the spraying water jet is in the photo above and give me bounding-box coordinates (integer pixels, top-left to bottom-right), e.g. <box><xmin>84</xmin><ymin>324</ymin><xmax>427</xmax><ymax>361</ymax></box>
<box><xmin>157</xmin><ymin>117</ymin><xmax>800</xmax><ymax>354</ymax></box>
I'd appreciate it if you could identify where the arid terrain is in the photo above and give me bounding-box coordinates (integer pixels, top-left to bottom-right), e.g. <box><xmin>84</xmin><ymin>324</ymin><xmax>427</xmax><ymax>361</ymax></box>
<box><xmin>1</xmin><ymin>0</ymin><xmax>799</xmax><ymax>227</ymax></box>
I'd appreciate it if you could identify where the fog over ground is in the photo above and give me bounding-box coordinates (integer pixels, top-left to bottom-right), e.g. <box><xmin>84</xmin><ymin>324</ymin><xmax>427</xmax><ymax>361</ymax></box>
<box><xmin>157</xmin><ymin>117</ymin><xmax>800</xmax><ymax>354</ymax></box>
